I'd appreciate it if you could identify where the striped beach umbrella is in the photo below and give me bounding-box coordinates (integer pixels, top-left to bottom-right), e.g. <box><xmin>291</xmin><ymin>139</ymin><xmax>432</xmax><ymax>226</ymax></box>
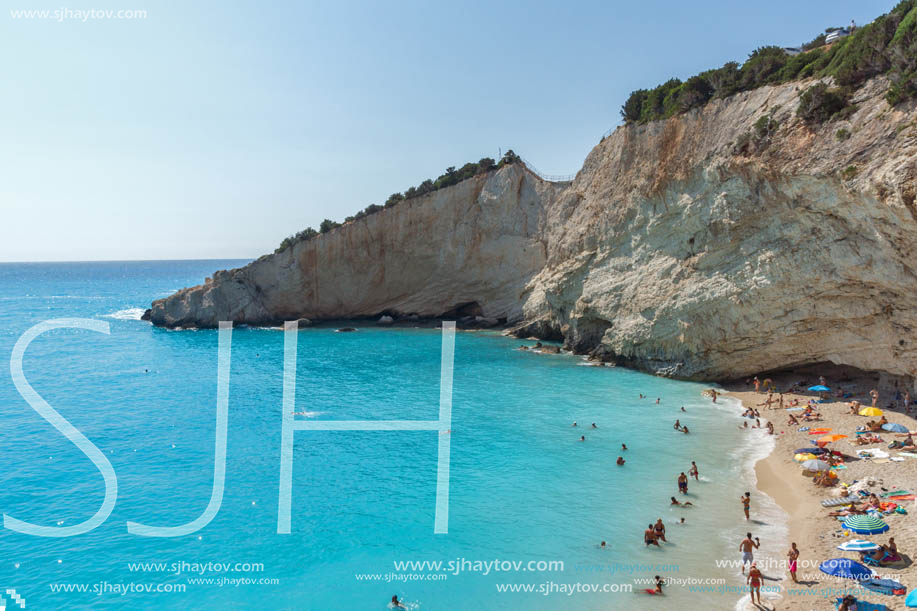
<box><xmin>801</xmin><ymin>459</ymin><xmax>831</xmax><ymax>471</ymax></box>
<box><xmin>859</xmin><ymin>407</ymin><xmax>883</xmax><ymax>417</ymax></box>
<box><xmin>843</xmin><ymin>515</ymin><xmax>889</xmax><ymax>534</ymax></box>
<box><xmin>837</xmin><ymin>539</ymin><xmax>881</xmax><ymax>552</ymax></box>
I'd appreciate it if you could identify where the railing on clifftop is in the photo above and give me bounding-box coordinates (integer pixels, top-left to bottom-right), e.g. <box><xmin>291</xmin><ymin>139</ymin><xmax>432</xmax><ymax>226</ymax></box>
<box><xmin>518</xmin><ymin>156</ymin><xmax>575</xmax><ymax>183</ymax></box>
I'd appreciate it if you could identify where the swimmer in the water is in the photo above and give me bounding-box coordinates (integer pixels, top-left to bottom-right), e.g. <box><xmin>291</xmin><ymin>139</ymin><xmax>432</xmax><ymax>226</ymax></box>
<box><xmin>579</xmin><ymin>435</ymin><xmax>585</xmax><ymax>442</ymax></box>
<box><xmin>572</xmin><ymin>421</ymin><xmax>577</xmax><ymax>427</ymax></box>
<box><xmin>682</xmin><ymin>426</ymin><xmax>689</xmax><ymax>434</ymax></box>
<box><xmin>621</xmin><ymin>443</ymin><xmax>628</xmax><ymax>451</ymax></box>
<box><xmin>654</xmin><ymin>575</ymin><xmax>665</xmax><ymax>594</ymax></box>
<box><xmin>616</xmin><ymin>456</ymin><xmax>625</xmax><ymax>465</ymax></box>
<box><xmin>591</xmin><ymin>423</ymin><xmax>597</xmax><ymax>428</ymax></box>
<box><xmin>391</xmin><ymin>595</ymin><xmax>406</xmax><ymax>608</ymax></box>
<box><xmin>681</xmin><ymin>406</ymin><xmax>686</xmax><ymax>412</ymax></box>
<box><xmin>670</xmin><ymin>496</ymin><xmax>693</xmax><ymax>506</ymax></box>
<box><xmin>600</xmin><ymin>541</ymin><xmax>606</xmax><ymax>549</ymax></box>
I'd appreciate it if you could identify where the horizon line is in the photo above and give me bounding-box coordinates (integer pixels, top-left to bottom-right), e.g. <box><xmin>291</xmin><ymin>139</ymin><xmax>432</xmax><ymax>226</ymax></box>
<box><xmin>0</xmin><ymin>257</ymin><xmax>256</xmax><ymax>265</ymax></box>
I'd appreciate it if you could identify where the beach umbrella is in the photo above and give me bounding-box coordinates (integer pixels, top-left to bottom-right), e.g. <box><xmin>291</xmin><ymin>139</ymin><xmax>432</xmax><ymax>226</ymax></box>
<box><xmin>882</xmin><ymin>423</ymin><xmax>909</xmax><ymax>433</ymax></box>
<box><xmin>801</xmin><ymin>459</ymin><xmax>831</xmax><ymax>471</ymax></box>
<box><xmin>837</xmin><ymin>539</ymin><xmax>881</xmax><ymax>552</ymax></box>
<box><xmin>794</xmin><ymin>453</ymin><xmax>818</xmax><ymax>461</ymax></box>
<box><xmin>818</xmin><ymin>558</ymin><xmax>873</xmax><ymax>580</ymax></box>
<box><xmin>843</xmin><ymin>514</ymin><xmax>889</xmax><ymax>534</ymax></box>
<box><xmin>860</xmin><ymin>407</ymin><xmax>883</xmax><ymax>416</ymax></box>
<box><xmin>794</xmin><ymin>447</ymin><xmax>827</xmax><ymax>455</ymax></box>
<box><xmin>906</xmin><ymin>588</ymin><xmax>917</xmax><ymax>606</ymax></box>
<box><xmin>817</xmin><ymin>433</ymin><xmax>848</xmax><ymax>447</ymax></box>
<box><xmin>808</xmin><ymin>385</ymin><xmax>831</xmax><ymax>392</ymax></box>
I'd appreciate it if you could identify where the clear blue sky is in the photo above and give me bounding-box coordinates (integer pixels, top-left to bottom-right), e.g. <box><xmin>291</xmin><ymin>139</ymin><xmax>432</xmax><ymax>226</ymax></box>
<box><xmin>1</xmin><ymin>0</ymin><xmax>890</xmax><ymax>261</ymax></box>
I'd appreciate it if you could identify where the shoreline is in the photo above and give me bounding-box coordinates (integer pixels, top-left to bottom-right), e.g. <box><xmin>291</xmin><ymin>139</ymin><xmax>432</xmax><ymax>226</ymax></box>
<box><xmin>724</xmin><ymin>369</ymin><xmax>917</xmax><ymax>611</ymax></box>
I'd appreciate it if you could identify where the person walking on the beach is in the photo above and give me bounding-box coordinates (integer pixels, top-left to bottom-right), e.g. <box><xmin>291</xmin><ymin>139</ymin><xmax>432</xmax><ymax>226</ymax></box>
<box><xmin>739</xmin><ymin>533</ymin><xmax>759</xmax><ymax>574</ymax></box>
<box><xmin>787</xmin><ymin>542</ymin><xmax>799</xmax><ymax>583</ymax></box>
<box><xmin>870</xmin><ymin>388</ymin><xmax>879</xmax><ymax>407</ymax></box>
<box><xmin>678</xmin><ymin>472</ymin><xmax>688</xmax><ymax>494</ymax></box>
<box><xmin>689</xmin><ymin>461</ymin><xmax>699</xmax><ymax>481</ymax></box>
<box><xmin>741</xmin><ymin>492</ymin><xmax>751</xmax><ymax>520</ymax></box>
<box><xmin>753</xmin><ymin>377</ymin><xmax>761</xmax><ymax>392</ymax></box>
<box><xmin>747</xmin><ymin>562</ymin><xmax>763</xmax><ymax>604</ymax></box>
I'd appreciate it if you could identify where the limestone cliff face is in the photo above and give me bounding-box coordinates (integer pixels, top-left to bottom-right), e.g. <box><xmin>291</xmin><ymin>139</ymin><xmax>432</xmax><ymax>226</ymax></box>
<box><xmin>150</xmin><ymin>166</ymin><xmax>558</xmax><ymax>327</ymax></box>
<box><xmin>152</xmin><ymin>77</ymin><xmax>917</xmax><ymax>383</ymax></box>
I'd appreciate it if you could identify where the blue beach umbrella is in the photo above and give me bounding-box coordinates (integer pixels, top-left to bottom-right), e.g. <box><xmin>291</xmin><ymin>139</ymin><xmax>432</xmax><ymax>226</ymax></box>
<box><xmin>837</xmin><ymin>539</ymin><xmax>881</xmax><ymax>552</ymax></box>
<box><xmin>794</xmin><ymin>447</ymin><xmax>827</xmax><ymax>455</ymax></box>
<box><xmin>906</xmin><ymin>588</ymin><xmax>917</xmax><ymax>606</ymax></box>
<box><xmin>808</xmin><ymin>385</ymin><xmax>831</xmax><ymax>392</ymax></box>
<box><xmin>819</xmin><ymin>558</ymin><xmax>873</xmax><ymax>580</ymax></box>
<box><xmin>843</xmin><ymin>515</ymin><xmax>889</xmax><ymax>534</ymax></box>
<box><xmin>882</xmin><ymin>423</ymin><xmax>909</xmax><ymax>433</ymax></box>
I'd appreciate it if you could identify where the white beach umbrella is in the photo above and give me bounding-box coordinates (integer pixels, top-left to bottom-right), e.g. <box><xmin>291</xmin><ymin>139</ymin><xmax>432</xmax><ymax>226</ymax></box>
<box><xmin>837</xmin><ymin>539</ymin><xmax>880</xmax><ymax>552</ymax></box>
<box><xmin>801</xmin><ymin>459</ymin><xmax>831</xmax><ymax>471</ymax></box>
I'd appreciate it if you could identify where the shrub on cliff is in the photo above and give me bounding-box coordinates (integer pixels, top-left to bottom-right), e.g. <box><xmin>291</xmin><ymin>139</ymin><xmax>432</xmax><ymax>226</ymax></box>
<box><xmin>273</xmin><ymin>153</ymin><xmax>510</xmax><ymax>253</ymax></box>
<box><xmin>619</xmin><ymin>0</ymin><xmax>917</xmax><ymax>124</ymax></box>
<box><xmin>319</xmin><ymin>219</ymin><xmax>341</xmax><ymax>233</ymax></box>
<box><xmin>796</xmin><ymin>84</ymin><xmax>851</xmax><ymax>124</ymax></box>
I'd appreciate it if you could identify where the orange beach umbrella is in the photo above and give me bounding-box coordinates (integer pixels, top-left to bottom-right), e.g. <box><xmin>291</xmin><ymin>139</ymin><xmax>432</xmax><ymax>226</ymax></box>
<box><xmin>816</xmin><ymin>433</ymin><xmax>848</xmax><ymax>447</ymax></box>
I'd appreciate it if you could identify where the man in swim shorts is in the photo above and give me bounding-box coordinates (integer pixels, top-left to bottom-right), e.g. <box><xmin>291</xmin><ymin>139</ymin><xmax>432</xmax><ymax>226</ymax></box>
<box><xmin>644</xmin><ymin>524</ymin><xmax>659</xmax><ymax>547</ymax></box>
<box><xmin>738</xmin><ymin>533</ymin><xmax>759</xmax><ymax>574</ymax></box>
<box><xmin>689</xmin><ymin>461</ymin><xmax>699</xmax><ymax>480</ymax></box>
<box><xmin>678</xmin><ymin>472</ymin><xmax>688</xmax><ymax>494</ymax></box>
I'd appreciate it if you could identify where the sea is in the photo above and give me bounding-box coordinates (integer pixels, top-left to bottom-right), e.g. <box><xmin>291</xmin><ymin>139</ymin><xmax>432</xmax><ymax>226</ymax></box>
<box><xmin>0</xmin><ymin>260</ymin><xmax>787</xmax><ymax>610</ymax></box>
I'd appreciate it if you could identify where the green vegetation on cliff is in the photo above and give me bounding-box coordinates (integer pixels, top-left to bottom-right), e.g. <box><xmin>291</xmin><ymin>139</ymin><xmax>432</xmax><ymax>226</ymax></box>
<box><xmin>275</xmin><ymin>150</ymin><xmax>521</xmax><ymax>253</ymax></box>
<box><xmin>621</xmin><ymin>0</ymin><xmax>917</xmax><ymax>124</ymax></box>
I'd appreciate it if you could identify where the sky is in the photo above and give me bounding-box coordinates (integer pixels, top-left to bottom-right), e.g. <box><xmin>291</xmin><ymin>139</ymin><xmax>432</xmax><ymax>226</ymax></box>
<box><xmin>0</xmin><ymin>0</ymin><xmax>892</xmax><ymax>261</ymax></box>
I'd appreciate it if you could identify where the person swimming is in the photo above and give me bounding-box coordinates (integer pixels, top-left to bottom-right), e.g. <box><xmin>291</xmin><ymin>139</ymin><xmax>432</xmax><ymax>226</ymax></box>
<box><xmin>616</xmin><ymin>456</ymin><xmax>625</xmax><ymax>465</ymax></box>
<box><xmin>680</xmin><ymin>406</ymin><xmax>686</xmax><ymax>412</ymax></box>
<box><xmin>600</xmin><ymin>540</ymin><xmax>606</xmax><ymax>549</ymax></box>
<box><xmin>682</xmin><ymin>426</ymin><xmax>689</xmax><ymax>434</ymax></box>
<box><xmin>670</xmin><ymin>496</ymin><xmax>693</xmax><ymax>506</ymax></box>
<box><xmin>578</xmin><ymin>435</ymin><xmax>585</xmax><ymax>442</ymax></box>
<box><xmin>621</xmin><ymin>443</ymin><xmax>628</xmax><ymax>451</ymax></box>
<box><xmin>572</xmin><ymin>421</ymin><xmax>577</xmax><ymax>427</ymax></box>
<box><xmin>391</xmin><ymin>595</ymin><xmax>406</xmax><ymax>608</ymax></box>
<box><xmin>591</xmin><ymin>423</ymin><xmax>597</xmax><ymax>428</ymax></box>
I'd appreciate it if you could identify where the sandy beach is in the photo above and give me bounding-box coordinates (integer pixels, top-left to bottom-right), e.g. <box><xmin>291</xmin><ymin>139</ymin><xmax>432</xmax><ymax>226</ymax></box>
<box><xmin>725</xmin><ymin>366</ymin><xmax>916</xmax><ymax>610</ymax></box>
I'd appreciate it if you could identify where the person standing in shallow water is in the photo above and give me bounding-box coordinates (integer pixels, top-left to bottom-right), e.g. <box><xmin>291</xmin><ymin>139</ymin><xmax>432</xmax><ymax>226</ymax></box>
<box><xmin>741</xmin><ymin>492</ymin><xmax>751</xmax><ymax>520</ymax></box>
<box><xmin>678</xmin><ymin>472</ymin><xmax>688</xmax><ymax>494</ymax></box>
<box><xmin>689</xmin><ymin>461</ymin><xmax>699</xmax><ymax>481</ymax></box>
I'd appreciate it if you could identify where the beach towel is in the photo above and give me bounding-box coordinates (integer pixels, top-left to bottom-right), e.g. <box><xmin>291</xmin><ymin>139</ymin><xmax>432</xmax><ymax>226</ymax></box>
<box><xmin>833</xmin><ymin>598</ymin><xmax>888</xmax><ymax>611</ymax></box>
<box><xmin>822</xmin><ymin>497</ymin><xmax>858</xmax><ymax>507</ymax></box>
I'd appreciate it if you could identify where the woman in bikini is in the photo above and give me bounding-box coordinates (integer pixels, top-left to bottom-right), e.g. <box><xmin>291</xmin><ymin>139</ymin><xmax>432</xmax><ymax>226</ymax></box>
<box><xmin>747</xmin><ymin>563</ymin><xmax>763</xmax><ymax>605</ymax></box>
<box><xmin>787</xmin><ymin>543</ymin><xmax>799</xmax><ymax>583</ymax></box>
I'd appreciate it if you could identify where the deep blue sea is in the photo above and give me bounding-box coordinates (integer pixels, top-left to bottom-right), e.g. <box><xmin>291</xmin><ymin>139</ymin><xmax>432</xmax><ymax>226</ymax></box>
<box><xmin>0</xmin><ymin>261</ymin><xmax>786</xmax><ymax>610</ymax></box>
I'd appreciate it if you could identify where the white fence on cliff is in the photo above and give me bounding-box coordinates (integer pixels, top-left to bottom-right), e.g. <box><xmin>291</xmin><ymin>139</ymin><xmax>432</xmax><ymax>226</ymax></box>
<box><xmin>518</xmin><ymin>156</ymin><xmax>575</xmax><ymax>184</ymax></box>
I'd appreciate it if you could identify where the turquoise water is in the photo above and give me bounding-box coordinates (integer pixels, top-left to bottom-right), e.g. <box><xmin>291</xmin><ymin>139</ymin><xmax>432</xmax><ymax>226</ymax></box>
<box><xmin>0</xmin><ymin>261</ymin><xmax>785</xmax><ymax>610</ymax></box>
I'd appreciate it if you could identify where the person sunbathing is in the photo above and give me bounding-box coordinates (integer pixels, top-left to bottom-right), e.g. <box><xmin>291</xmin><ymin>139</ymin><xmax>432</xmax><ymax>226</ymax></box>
<box><xmin>867</xmin><ymin>421</ymin><xmax>884</xmax><ymax>432</ymax></box>
<box><xmin>787</xmin><ymin>414</ymin><xmax>800</xmax><ymax>425</ymax></box>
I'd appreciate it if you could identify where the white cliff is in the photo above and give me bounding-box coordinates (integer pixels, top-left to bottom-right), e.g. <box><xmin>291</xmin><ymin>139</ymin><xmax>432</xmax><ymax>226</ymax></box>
<box><xmin>151</xmin><ymin>77</ymin><xmax>917</xmax><ymax>383</ymax></box>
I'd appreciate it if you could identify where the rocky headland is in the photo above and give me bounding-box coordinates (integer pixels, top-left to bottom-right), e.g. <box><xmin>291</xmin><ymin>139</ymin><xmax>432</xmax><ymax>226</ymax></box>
<box><xmin>150</xmin><ymin>76</ymin><xmax>917</xmax><ymax>385</ymax></box>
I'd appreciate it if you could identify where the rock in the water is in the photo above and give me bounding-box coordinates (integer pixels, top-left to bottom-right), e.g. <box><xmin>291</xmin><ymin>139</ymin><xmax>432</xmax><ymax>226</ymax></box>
<box><xmin>335</xmin><ymin>327</ymin><xmax>357</xmax><ymax>333</ymax></box>
<box><xmin>377</xmin><ymin>315</ymin><xmax>394</xmax><ymax>326</ymax></box>
<box><xmin>141</xmin><ymin>308</ymin><xmax>152</xmax><ymax>322</ymax></box>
